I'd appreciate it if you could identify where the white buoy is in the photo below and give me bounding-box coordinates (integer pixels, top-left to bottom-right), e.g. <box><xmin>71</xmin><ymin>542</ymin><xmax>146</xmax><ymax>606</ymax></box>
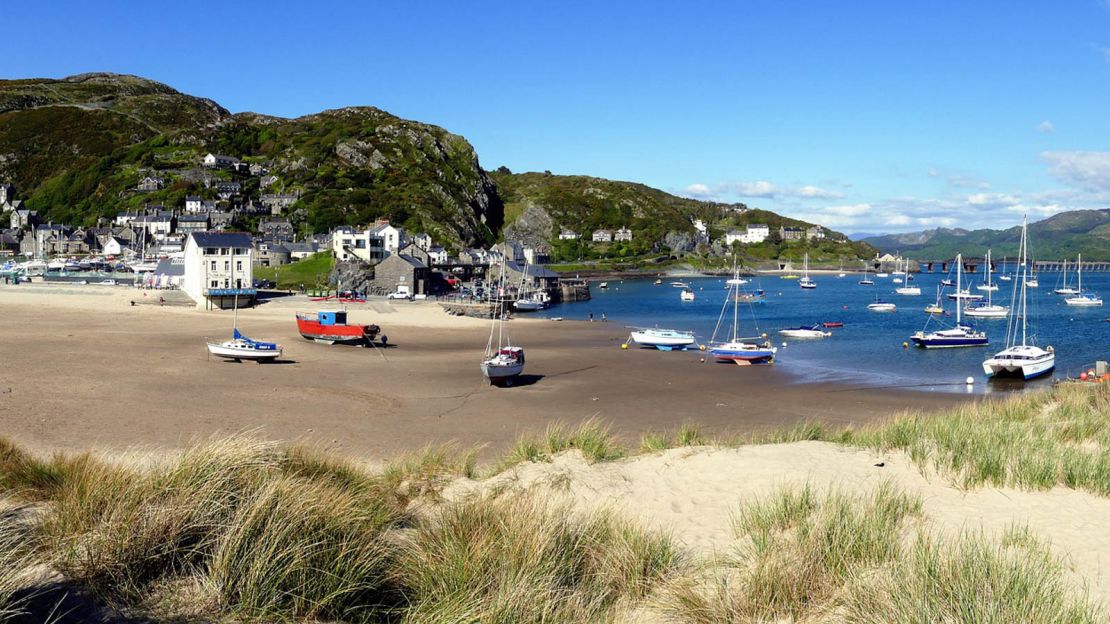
<box><xmin>965</xmin><ymin>376</ymin><xmax>974</xmax><ymax>385</ymax></box>
<box><xmin>782</xmin><ymin>342</ymin><xmax>788</xmax><ymax>347</ymax></box>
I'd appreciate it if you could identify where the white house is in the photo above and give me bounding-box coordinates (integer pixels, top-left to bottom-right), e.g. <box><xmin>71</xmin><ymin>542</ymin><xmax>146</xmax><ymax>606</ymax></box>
<box><xmin>132</xmin><ymin>214</ymin><xmax>174</xmax><ymax>241</ymax></box>
<box><xmin>183</xmin><ymin>232</ymin><xmax>254</xmax><ymax>309</ymax></box>
<box><xmin>724</xmin><ymin>229</ymin><xmax>745</xmax><ymax>246</ymax></box>
<box><xmin>101</xmin><ymin>236</ymin><xmax>130</xmax><ymax>257</ymax></box>
<box><xmin>558</xmin><ymin>229</ymin><xmax>579</xmax><ymax>240</ymax></box>
<box><xmin>592</xmin><ymin>229</ymin><xmax>613</xmax><ymax>243</ymax></box>
<box><xmin>203</xmin><ymin>153</ymin><xmax>240</xmax><ymax>169</ymax></box>
<box><xmin>368</xmin><ymin>221</ymin><xmax>405</xmax><ymax>253</ymax></box>
<box><xmin>331</xmin><ymin>225</ymin><xmax>387</xmax><ymax>263</ymax></box>
<box><xmin>427</xmin><ymin>245</ymin><xmax>449</xmax><ymax>264</ymax></box>
<box><xmin>411</xmin><ymin>232</ymin><xmax>433</xmax><ymax>250</ymax></box>
<box><xmin>185</xmin><ymin>196</ymin><xmax>203</xmax><ymax>213</ymax></box>
<box><xmin>614</xmin><ymin>227</ymin><xmax>633</xmax><ymax>242</ymax></box>
<box><xmin>806</xmin><ymin>226</ymin><xmax>826</xmax><ymax>240</ymax></box>
<box><xmin>693</xmin><ymin>219</ymin><xmax>707</xmax><ymax>236</ymax></box>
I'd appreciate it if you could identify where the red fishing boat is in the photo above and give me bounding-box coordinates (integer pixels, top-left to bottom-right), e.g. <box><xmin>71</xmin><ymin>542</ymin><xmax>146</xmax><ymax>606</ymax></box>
<box><xmin>295</xmin><ymin>310</ymin><xmax>381</xmax><ymax>346</ymax></box>
<box><xmin>822</xmin><ymin>321</ymin><xmax>844</xmax><ymax>328</ymax></box>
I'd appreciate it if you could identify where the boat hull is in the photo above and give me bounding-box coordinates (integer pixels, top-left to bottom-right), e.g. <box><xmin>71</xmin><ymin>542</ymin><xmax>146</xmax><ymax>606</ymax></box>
<box><xmin>207</xmin><ymin>342</ymin><xmax>282</xmax><ymax>361</ymax></box>
<box><xmin>513</xmin><ymin>300</ymin><xmax>545</xmax><ymax>311</ymax></box>
<box><xmin>710</xmin><ymin>345</ymin><xmax>776</xmax><ymax>363</ymax></box>
<box><xmin>983</xmin><ymin>358</ymin><xmax>1054</xmax><ymax>380</ymax></box>
<box><xmin>778</xmin><ymin>329</ymin><xmax>830</xmax><ymax>338</ymax></box>
<box><xmin>910</xmin><ymin>334</ymin><xmax>988</xmax><ymax>349</ymax></box>
<box><xmin>480</xmin><ymin>360</ymin><xmax>525</xmax><ymax>383</ymax></box>
<box><xmin>296</xmin><ymin>316</ymin><xmax>380</xmax><ymax>346</ymax></box>
<box><xmin>630</xmin><ymin>330</ymin><xmax>696</xmax><ymax>349</ymax></box>
<box><xmin>963</xmin><ymin>306</ymin><xmax>1009</xmax><ymax>318</ymax></box>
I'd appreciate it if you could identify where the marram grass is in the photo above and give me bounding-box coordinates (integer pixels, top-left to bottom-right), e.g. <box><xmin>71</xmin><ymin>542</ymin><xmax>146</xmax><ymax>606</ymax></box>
<box><xmin>657</xmin><ymin>484</ymin><xmax>1101</xmax><ymax>624</ymax></box>
<box><xmin>0</xmin><ymin>383</ymin><xmax>1108</xmax><ymax>621</ymax></box>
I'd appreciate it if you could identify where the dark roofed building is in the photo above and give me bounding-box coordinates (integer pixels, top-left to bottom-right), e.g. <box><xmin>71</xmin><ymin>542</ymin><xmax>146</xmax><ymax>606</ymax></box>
<box><xmin>371</xmin><ymin>253</ymin><xmax>429</xmax><ymax>295</ymax></box>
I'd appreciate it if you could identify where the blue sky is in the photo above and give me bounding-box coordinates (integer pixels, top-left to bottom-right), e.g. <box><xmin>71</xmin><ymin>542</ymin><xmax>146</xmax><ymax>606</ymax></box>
<box><xmin>7</xmin><ymin>1</ymin><xmax>1110</xmax><ymax>234</ymax></box>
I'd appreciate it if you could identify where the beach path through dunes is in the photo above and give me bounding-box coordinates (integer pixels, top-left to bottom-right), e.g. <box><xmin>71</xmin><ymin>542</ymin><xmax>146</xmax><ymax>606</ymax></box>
<box><xmin>0</xmin><ymin>286</ymin><xmax>971</xmax><ymax>458</ymax></box>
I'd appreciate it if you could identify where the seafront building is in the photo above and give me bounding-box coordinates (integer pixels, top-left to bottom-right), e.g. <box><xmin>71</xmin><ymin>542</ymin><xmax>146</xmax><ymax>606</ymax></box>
<box><xmin>182</xmin><ymin>232</ymin><xmax>254</xmax><ymax>309</ymax></box>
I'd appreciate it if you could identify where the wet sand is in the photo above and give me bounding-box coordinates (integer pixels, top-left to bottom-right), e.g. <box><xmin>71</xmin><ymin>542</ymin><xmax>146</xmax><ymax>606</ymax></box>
<box><xmin>0</xmin><ymin>284</ymin><xmax>975</xmax><ymax>459</ymax></box>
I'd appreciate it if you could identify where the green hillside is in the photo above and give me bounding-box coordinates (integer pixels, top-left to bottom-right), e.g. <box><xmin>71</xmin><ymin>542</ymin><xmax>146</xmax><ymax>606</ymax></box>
<box><xmin>3</xmin><ymin>73</ymin><xmax>874</xmax><ymax>259</ymax></box>
<box><xmin>862</xmin><ymin>210</ymin><xmax>1110</xmax><ymax>260</ymax></box>
<box><xmin>0</xmin><ymin>74</ymin><xmax>502</xmax><ymax>248</ymax></box>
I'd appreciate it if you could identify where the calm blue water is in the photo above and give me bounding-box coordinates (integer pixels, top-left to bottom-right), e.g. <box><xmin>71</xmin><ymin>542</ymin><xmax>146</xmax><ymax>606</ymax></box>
<box><xmin>537</xmin><ymin>271</ymin><xmax>1110</xmax><ymax>394</ymax></box>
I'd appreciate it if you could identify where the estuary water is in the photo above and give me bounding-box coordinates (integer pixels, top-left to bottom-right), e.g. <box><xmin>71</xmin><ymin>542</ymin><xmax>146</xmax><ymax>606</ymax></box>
<box><xmin>536</xmin><ymin>270</ymin><xmax>1110</xmax><ymax>394</ymax></box>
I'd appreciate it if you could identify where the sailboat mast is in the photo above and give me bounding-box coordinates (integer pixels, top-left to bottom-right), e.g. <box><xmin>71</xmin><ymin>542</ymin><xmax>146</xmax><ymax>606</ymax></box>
<box><xmin>955</xmin><ymin>254</ymin><xmax>962</xmax><ymax>325</ymax></box>
<box><xmin>1021</xmin><ymin>219</ymin><xmax>1028</xmax><ymax>346</ymax></box>
<box><xmin>1077</xmin><ymin>253</ymin><xmax>1083</xmax><ymax>293</ymax></box>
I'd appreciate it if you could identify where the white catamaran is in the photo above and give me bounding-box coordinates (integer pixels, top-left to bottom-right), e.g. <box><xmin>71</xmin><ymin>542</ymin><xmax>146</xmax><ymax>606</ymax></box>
<box><xmin>983</xmin><ymin>216</ymin><xmax>1054</xmax><ymax>380</ymax></box>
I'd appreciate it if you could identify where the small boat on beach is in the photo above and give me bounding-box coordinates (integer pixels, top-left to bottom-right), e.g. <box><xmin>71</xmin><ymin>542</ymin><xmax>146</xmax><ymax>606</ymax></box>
<box><xmin>207</xmin><ymin>328</ymin><xmax>283</xmax><ymax>362</ymax></box>
<box><xmin>207</xmin><ymin>288</ymin><xmax>282</xmax><ymax>362</ymax></box>
<box><xmin>482</xmin><ymin>264</ymin><xmax>526</xmax><ymax>385</ymax></box>
<box><xmin>296</xmin><ymin>310</ymin><xmax>382</xmax><ymax>345</ymax></box>
<box><xmin>629</xmin><ymin>328</ymin><xmax>697</xmax><ymax>351</ymax></box>
<box><xmin>707</xmin><ymin>268</ymin><xmax>777</xmax><ymax>365</ymax></box>
<box><xmin>778</xmin><ymin>324</ymin><xmax>831</xmax><ymax>338</ymax></box>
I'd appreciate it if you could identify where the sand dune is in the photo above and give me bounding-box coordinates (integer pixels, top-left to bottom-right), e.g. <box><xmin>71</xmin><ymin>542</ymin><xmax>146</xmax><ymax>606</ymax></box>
<box><xmin>445</xmin><ymin>441</ymin><xmax>1110</xmax><ymax>602</ymax></box>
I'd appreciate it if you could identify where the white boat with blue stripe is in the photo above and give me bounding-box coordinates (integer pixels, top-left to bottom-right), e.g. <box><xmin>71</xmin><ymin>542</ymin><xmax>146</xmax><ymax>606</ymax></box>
<box><xmin>629</xmin><ymin>328</ymin><xmax>697</xmax><ymax>351</ymax></box>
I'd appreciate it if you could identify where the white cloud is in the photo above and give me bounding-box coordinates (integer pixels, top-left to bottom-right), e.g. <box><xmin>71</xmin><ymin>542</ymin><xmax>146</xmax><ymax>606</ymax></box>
<box><xmin>795</xmin><ymin>185</ymin><xmax>845</xmax><ymax>199</ymax></box>
<box><xmin>824</xmin><ymin>203</ymin><xmax>872</xmax><ymax>216</ymax></box>
<box><xmin>728</xmin><ymin>180</ymin><xmax>778</xmax><ymax>198</ymax></box>
<box><xmin>1037</xmin><ymin>120</ymin><xmax>1055</xmax><ymax>133</ymax></box>
<box><xmin>967</xmin><ymin>193</ymin><xmax>1019</xmax><ymax>206</ymax></box>
<box><xmin>683</xmin><ymin>183</ymin><xmax>712</xmax><ymax>198</ymax></box>
<box><xmin>1041</xmin><ymin>150</ymin><xmax>1110</xmax><ymax>191</ymax></box>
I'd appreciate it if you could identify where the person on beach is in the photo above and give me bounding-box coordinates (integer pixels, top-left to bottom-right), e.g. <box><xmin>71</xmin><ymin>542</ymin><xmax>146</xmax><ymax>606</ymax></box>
<box><xmin>589</xmin><ymin>312</ymin><xmax>594</xmax><ymax>322</ymax></box>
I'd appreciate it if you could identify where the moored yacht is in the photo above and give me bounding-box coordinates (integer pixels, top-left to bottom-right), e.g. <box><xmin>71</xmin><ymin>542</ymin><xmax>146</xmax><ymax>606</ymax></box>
<box><xmin>983</xmin><ymin>216</ymin><xmax>1053</xmax><ymax>380</ymax></box>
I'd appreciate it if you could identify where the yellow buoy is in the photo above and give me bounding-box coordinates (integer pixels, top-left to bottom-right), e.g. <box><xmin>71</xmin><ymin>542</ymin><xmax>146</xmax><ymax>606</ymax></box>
<box><xmin>903</xmin><ymin>341</ymin><xmax>909</xmax><ymax>348</ymax></box>
<box><xmin>699</xmin><ymin>345</ymin><xmax>707</xmax><ymax>351</ymax></box>
<box><xmin>620</xmin><ymin>343</ymin><xmax>629</xmax><ymax>350</ymax></box>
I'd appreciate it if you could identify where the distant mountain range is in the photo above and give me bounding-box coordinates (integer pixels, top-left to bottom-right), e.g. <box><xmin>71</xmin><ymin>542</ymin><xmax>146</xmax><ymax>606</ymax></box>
<box><xmin>860</xmin><ymin>210</ymin><xmax>1110</xmax><ymax>260</ymax></box>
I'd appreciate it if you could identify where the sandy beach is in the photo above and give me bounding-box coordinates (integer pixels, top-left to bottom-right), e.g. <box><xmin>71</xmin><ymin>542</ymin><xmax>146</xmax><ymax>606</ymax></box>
<box><xmin>0</xmin><ymin>283</ymin><xmax>972</xmax><ymax>458</ymax></box>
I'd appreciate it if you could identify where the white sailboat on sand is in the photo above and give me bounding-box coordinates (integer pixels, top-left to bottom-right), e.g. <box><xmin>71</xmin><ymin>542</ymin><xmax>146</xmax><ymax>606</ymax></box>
<box><xmin>481</xmin><ymin>267</ymin><xmax>526</xmax><ymax>385</ymax></box>
<box><xmin>983</xmin><ymin>216</ymin><xmax>1054</xmax><ymax>380</ymax></box>
<box><xmin>707</xmin><ymin>268</ymin><xmax>777</xmax><ymax>365</ymax></box>
<box><xmin>207</xmin><ymin>288</ymin><xmax>282</xmax><ymax>362</ymax></box>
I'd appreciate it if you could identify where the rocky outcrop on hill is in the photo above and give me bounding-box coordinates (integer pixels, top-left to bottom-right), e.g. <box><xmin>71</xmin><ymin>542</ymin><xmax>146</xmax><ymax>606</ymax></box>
<box><xmin>503</xmin><ymin>204</ymin><xmax>555</xmax><ymax>249</ymax></box>
<box><xmin>329</xmin><ymin>260</ymin><xmax>374</xmax><ymax>293</ymax></box>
